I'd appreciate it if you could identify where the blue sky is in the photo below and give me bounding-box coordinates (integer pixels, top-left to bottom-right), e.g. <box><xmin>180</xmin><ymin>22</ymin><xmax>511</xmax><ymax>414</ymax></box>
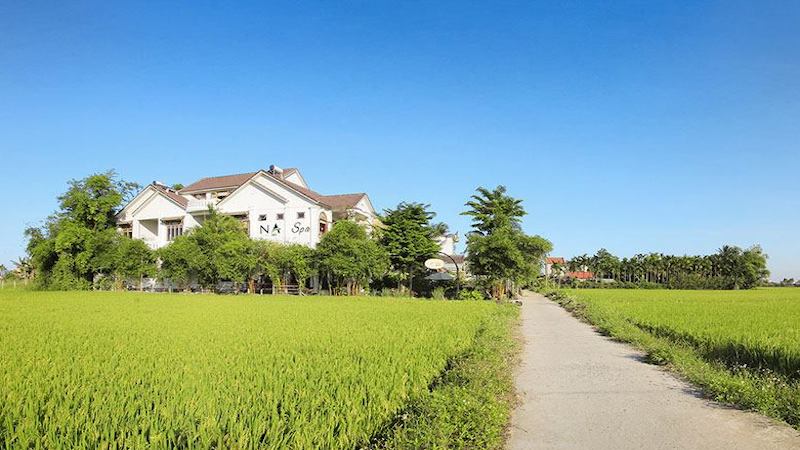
<box><xmin>1</xmin><ymin>1</ymin><xmax>798</xmax><ymax>279</ymax></box>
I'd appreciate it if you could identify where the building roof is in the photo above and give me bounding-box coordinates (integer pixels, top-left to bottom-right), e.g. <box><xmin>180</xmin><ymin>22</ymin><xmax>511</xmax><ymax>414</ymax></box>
<box><xmin>177</xmin><ymin>168</ymin><xmax>371</xmax><ymax>212</ymax></box>
<box><xmin>151</xmin><ymin>183</ymin><xmax>188</xmax><ymax>207</ymax></box>
<box><xmin>566</xmin><ymin>271</ymin><xmax>594</xmax><ymax>280</ymax></box>
<box><xmin>179</xmin><ymin>172</ymin><xmax>258</xmax><ymax>194</ymax></box>
<box><xmin>319</xmin><ymin>193</ymin><xmax>366</xmax><ymax>211</ymax></box>
<box><xmin>546</xmin><ymin>257</ymin><xmax>566</xmax><ymax>264</ymax></box>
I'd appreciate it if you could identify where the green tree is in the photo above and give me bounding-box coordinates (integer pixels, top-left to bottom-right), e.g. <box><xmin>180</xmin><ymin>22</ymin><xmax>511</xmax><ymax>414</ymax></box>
<box><xmin>158</xmin><ymin>235</ymin><xmax>205</xmax><ymax>290</ymax></box>
<box><xmin>24</xmin><ymin>171</ymin><xmax>140</xmax><ymax>289</ymax></box>
<box><xmin>272</xmin><ymin>244</ymin><xmax>314</xmax><ymax>291</ymax></box>
<box><xmin>115</xmin><ymin>238</ymin><xmax>156</xmax><ymax>290</ymax></box>
<box><xmin>463</xmin><ymin>186</ymin><xmax>525</xmax><ymax>234</ymax></box>
<box><xmin>379</xmin><ymin>202</ymin><xmax>441</xmax><ymax>293</ymax></box>
<box><xmin>316</xmin><ymin>221</ymin><xmax>389</xmax><ymax>295</ymax></box>
<box><xmin>159</xmin><ymin>209</ymin><xmax>252</xmax><ymax>290</ymax></box>
<box><xmin>462</xmin><ymin>186</ymin><xmax>552</xmax><ymax>300</ymax></box>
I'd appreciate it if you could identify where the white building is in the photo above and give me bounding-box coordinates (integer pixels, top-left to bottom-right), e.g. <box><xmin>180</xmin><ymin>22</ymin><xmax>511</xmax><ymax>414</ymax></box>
<box><xmin>435</xmin><ymin>233</ymin><xmax>459</xmax><ymax>256</ymax></box>
<box><xmin>116</xmin><ymin>165</ymin><xmax>379</xmax><ymax>250</ymax></box>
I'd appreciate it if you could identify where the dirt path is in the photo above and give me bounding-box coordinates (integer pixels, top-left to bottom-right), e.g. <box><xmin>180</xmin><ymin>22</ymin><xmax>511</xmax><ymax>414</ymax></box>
<box><xmin>507</xmin><ymin>292</ymin><xmax>800</xmax><ymax>449</ymax></box>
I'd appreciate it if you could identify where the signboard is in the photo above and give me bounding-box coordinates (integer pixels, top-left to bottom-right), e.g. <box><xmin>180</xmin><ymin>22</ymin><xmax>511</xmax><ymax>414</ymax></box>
<box><xmin>424</xmin><ymin>258</ymin><xmax>445</xmax><ymax>270</ymax></box>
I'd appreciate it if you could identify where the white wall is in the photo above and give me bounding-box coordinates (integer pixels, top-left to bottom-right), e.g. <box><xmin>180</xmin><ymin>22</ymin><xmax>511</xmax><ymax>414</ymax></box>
<box><xmin>215</xmin><ymin>175</ymin><xmax>330</xmax><ymax>248</ymax></box>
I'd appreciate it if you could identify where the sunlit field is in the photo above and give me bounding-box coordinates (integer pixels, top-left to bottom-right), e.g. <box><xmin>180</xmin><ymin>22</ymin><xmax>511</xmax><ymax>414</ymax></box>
<box><xmin>564</xmin><ymin>288</ymin><xmax>800</xmax><ymax>377</ymax></box>
<box><xmin>0</xmin><ymin>290</ymin><xmax>507</xmax><ymax>449</ymax></box>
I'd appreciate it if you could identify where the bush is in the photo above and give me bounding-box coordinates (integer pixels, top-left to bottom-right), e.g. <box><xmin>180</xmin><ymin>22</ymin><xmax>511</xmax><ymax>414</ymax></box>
<box><xmin>457</xmin><ymin>290</ymin><xmax>485</xmax><ymax>301</ymax></box>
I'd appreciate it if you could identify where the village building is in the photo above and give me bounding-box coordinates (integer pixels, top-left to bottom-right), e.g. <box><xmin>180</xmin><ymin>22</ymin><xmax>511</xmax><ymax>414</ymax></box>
<box><xmin>544</xmin><ymin>257</ymin><xmax>566</xmax><ymax>277</ymax></box>
<box><xmin>116</xmin><ymin>165</ymin><xmax>379</xmax><ymax>250</ymax></box>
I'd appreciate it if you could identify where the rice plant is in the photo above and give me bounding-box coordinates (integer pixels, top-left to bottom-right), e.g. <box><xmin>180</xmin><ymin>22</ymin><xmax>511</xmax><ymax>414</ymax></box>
<box><xmin>0</xmin><ymin>291</ymin><xmax>498</xmax><ymax>449</ymax></box>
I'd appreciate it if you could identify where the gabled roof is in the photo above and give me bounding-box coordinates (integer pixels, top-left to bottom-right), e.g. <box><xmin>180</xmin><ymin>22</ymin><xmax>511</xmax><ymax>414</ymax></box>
<box><xmin>172</xmin><ymin>168</ymin><xmax>374</xmax><ymax>212</ymax></box>
<box><xmin>151</xmin><ymin>183</ymin><xmax>188</xmax><ymax>207</ymax></box>
<box><xmin>319</xmin><ymin>193</ymin><xmax>366</xmax><ymax>211</ymax></box>
<box><xmin>179</xmin><ymin>172</ymin><xmax>259</xmax><ymax>194</ymax></box>
<box><xmin>546</xmin><ymin>257</ymin><xmax>566</xmax><ymax>264</ymax></box>
<box><xmin>116</xmin><ymin>182</ymin><xmax>187</xmax><ymax>219</ymax></box>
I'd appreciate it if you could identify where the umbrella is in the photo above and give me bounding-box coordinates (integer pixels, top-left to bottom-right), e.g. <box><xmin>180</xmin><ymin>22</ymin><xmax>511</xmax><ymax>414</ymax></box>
<box><xmin>425</xmin><ymin>272</ymin><xmax>455</xmax><ymax>281</ymax></box>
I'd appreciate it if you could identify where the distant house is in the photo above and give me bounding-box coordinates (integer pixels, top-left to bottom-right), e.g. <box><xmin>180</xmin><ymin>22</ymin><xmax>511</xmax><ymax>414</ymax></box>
<box><xmin>435</xmin><ymin>233</ymin><xmax>468</xmax><ymax>278</ymax></box>
<box><xmin>544</xmin><ymin>257</ymin><xmax>566</xmax><ymax>277</ymax></box>
<box><xmin>435</xmin><ymin>233</ymin><xmax>459</xmax><ymax>256</ymax></box>
<box><xmin>566</xmin><ymin>271</ymin><xmax>594</xmax><ymax>281</ymax></box>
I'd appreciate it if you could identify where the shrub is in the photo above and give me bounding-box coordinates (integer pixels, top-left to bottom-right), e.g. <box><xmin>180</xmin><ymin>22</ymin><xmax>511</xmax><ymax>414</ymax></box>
<box><xmin>457</xmin><ymin>290</ymin><xmax>485</xmax><ymax>301</ymax></box>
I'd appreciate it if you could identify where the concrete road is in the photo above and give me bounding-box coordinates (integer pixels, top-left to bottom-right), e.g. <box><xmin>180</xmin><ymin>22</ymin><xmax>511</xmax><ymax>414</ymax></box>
<box><xmin>507</xmin><ymin>292</ymin><xmax>800</xmax><ymax>450</ymax></box>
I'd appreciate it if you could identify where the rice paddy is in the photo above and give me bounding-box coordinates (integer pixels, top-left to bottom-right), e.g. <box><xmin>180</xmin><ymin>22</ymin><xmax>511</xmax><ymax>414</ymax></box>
<box><xmin>0</xmin><ymin>290</ymin><xmax>510</xmax><ymax>449</ymax></box>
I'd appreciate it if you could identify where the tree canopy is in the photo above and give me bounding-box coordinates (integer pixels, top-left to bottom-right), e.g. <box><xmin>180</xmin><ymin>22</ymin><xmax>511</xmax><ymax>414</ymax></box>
<box><xmin>379</xmin><ymin>202</ymin><xmax>441</xmax><ymax>292</ymax></box>
<box><xmin>564</xmin><ymin>246</ymin><xmax>769</xmax><ymax>289</ymax></box>
<box><xmin>462</xmin><ymin>185</ymin><xmax>552</xmax><ymax>300</ymax></box>
<box><xmin>316</xmin><ymin>221</ymin><xmax>389</xmax><ymax>295</ymax></box>
<box><xmin>25</xmin><ymin>171</ymin><xmax>141</xmax><ymax>289</ymax></box>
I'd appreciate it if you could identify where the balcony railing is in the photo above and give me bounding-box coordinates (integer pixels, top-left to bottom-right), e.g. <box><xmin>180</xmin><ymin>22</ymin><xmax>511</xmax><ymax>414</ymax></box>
<box><xmin>186</xmin><ymin>199</ymin><xmax>216</xmax><ymax>213</ymax></box>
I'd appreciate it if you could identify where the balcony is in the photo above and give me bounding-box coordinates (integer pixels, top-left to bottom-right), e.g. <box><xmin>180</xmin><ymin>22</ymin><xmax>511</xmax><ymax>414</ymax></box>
<box><xmin>186</xmin><ymin>199</ymin><xmax>216</xmax><ymax>213</ymax></box>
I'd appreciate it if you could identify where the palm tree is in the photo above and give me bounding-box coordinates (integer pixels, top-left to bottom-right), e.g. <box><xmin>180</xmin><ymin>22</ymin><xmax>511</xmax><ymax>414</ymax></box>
<box><xmin>12</xmin><ymin>257</ymin><xmax>34</xmax><ymax>282</ymax></box>
<box><xmin>462</xmin><ymin>186</ymin><xmax>525</xmax><ymax>234</ymax></box>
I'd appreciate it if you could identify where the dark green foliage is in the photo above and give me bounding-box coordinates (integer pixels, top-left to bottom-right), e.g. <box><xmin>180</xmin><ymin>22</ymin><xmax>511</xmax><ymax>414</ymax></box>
<box><xmin>379</xmin><ymin>202</ymin><xmax>441</xmax><ymax>292</ymax></box>
<box><xmin>568</xmin><ymin>245</ymin><xmax>770</xmax><ymax>290</ymax></box>
<box><xmin>25</xmin><ymin>171</ymin><xmax>140</xmax><ymax>290</ymax></box>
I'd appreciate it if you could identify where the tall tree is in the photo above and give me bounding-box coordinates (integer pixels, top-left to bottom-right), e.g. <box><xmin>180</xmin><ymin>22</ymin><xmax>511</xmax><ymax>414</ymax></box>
<box><xmin>463</xmin><ymin>186</ymin><xmax>525</xmax><ymax>234</ymax></box>
<box><xmin>25</xmin><ymin>171</ymin><xmax>139</xmax><ymax>289</ymax></box>
<box><xmin>379</xmin><ymin>202</ymin><xmax>441</xmax><ymax>292</ymax></box>
<box><xmin>462</xmin><ymin>186</ymin><xmax>552</xmax><ymax>300</ymax></box>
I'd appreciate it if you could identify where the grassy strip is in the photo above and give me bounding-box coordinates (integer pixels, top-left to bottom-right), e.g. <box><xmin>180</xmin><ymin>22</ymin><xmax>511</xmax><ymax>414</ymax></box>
<box><xmin>370</xmin><ymin>303</ymin><xmax>520</xmax><ymax>449</ymax></box>
<box><xmin>543</xmin><ymin>290</ymin><xmax>800</xmax><ymax>428</ymax></box>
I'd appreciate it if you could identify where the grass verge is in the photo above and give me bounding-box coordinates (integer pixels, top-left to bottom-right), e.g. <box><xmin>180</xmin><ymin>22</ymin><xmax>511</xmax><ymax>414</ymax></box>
<box><xmin>371</xmin><ymin>303</ymin><xmax>520</xmax><ymax>449</ymax></box>
<box><xmin>542</xmin><ymin>290</ymin><xmax>800</xmax><ymax>429</ymax></box>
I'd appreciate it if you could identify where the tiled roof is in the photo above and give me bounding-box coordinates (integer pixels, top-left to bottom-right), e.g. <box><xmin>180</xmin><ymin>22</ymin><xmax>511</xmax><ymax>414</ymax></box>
<box><xmin>319</xmin><ymin>193</ymin><xmax>365</xmax><ymax>210</ymax></box>
<box><xmin>179</xmin><ymin>172</ymin><xmax>258</xmax><ymax>193</ymax></box>
<box><xmin>566</xmin><ymin>271</ymin><xmax>594</xmax><ymax>280</ymax></box>
<box><xmin>546</xmin><ymin>257</ymin><xmax>566</xmax><ymax>264</ymax></box>
<box><xmin>177</xmin><ymin>169</ymin><xmax>369</xmax><ymax>211</ymax></box>
<box><xmin>151</xmin><ymin>183</ymin><xmax>188</xmax><ymax>207</ymax></box>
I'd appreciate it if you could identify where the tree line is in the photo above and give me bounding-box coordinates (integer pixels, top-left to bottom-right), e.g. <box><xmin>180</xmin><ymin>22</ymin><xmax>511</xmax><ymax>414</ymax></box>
<box><xmin>555</xmin><ymin>246</ymin><xmax>769</xmax><ymax>289</ymax></box>
<box><xmin>19</xmin><ymin>171</ymin><xmax>552</xmax><ymax>299</ymax></box>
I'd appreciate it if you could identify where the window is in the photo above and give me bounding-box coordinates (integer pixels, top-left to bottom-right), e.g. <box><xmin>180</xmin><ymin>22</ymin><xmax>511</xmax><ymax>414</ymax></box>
<box><xmin>120</xmin><ymin>225</ymin><xmax>133</xmax><ymax>239</ymax></box>
<box><xmin>277</xmin><ymin>213</ymin><xmax>284</xmax><ymax>220</ymax></box>
<box><xmin>297</xmin><ymin>212</ymin><xmax>305</xmax><ymax>219</ymax></box>
<box><xmin>258</xmin><ymin>214</ymin><xmax>267</xmax><ymax>221</ymax></box>
<box><xmin>165</xmin><ymin>221</ymin><xmax>183</xmax><ymax>241</ymax></box>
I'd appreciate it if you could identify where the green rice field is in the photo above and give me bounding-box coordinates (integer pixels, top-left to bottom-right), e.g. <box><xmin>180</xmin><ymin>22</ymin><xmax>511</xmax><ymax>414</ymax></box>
<box><xmin>558</xmin><ymin>287</ymin><xmax>800</xmax><ymax>426</ymax></box>
<box><xmin>0</xmin><ymin>290</ymin><xmax>513</xmax><ymax>449</ymax></box>
<box><xmin>564</xmin><ymin>288</ymin><xmax>800</xmax><ymax>377</ymax></box>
